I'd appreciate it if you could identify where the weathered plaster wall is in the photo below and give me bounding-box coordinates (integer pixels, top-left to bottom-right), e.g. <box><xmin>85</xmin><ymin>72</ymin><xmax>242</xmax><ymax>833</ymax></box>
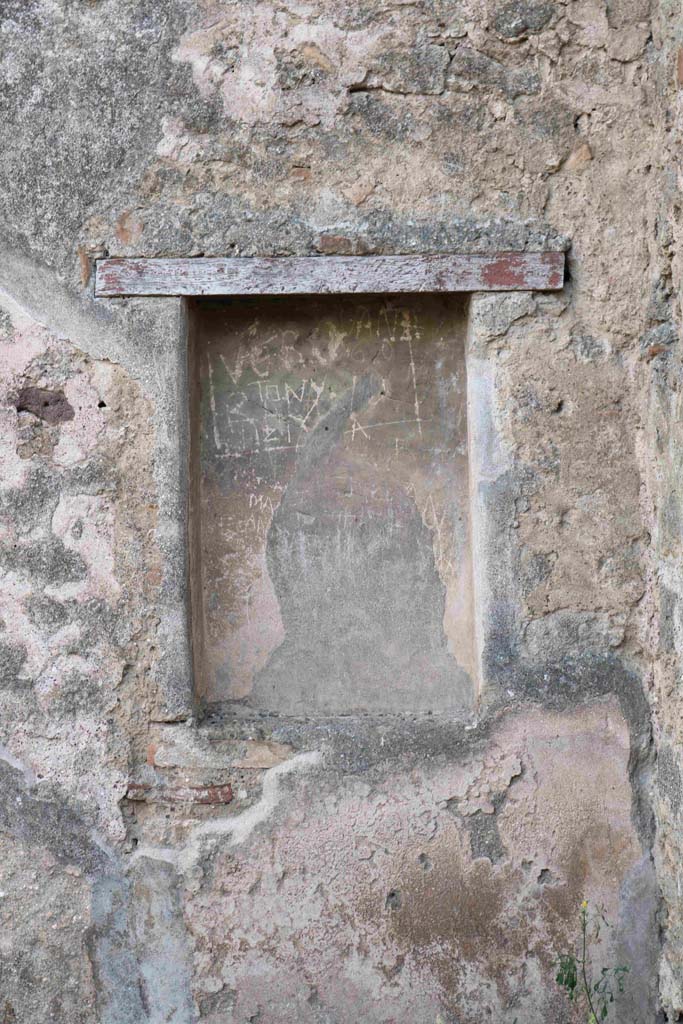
<box><xmin>0</xmin><ymin>0</ymin><xmax>679</xmax><ymax>1020</ymax></box>
<box><xmin>641</xmin><ymin>0</ymin><xmax>683</xmax><ymax>1009</ymax></box>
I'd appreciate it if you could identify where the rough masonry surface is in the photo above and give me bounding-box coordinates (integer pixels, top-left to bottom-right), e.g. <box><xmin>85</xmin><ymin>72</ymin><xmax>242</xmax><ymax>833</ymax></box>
<box><xmin>0</xmin><ymin>0</ymin><xmax>680</xmax><ymax>1021</ymax></box>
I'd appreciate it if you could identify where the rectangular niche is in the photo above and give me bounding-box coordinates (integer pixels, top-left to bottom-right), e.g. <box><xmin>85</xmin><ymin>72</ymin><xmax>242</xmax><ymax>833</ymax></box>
<box><xmin>188</xmin><ymin>294</ymin><xmax>475</xmax><ymax>716</ymax></box>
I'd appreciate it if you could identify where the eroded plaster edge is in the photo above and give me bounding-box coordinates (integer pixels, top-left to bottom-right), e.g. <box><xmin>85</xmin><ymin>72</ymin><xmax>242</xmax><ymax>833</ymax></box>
<box><xmin>466</xmin><ymin>291</ymin><xmax>525</xmax><ymax>706</ymax></box>
<box><xmin>0</xmin><ymin>249</ymin><xmax>195</xmax><ymax>720</ymax></box>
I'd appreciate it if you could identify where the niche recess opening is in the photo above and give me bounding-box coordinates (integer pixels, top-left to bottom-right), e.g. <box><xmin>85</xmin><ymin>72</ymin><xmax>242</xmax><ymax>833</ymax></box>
<box><xmin>189</xmin><ymin>293</ymin><xmax>474</xmax><ymax>715</ymax></box>
<box><xmin>95</xmin><ymin>253</ymin><xmax>565</xmax><ymax>717</ymax></box>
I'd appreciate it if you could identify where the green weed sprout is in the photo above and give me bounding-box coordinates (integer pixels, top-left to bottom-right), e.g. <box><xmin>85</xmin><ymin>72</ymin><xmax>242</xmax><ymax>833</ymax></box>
<box><xmin>555</xmin><ymin>900</ymin><xmax>629</xmax><ymax>1022</ymax></box>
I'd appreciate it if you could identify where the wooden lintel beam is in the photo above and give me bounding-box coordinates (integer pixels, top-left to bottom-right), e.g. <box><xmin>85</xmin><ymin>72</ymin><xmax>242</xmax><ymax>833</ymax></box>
<box><xmin>95</xmin><ymin>253</ymin><xmax>565</xmax><ymax>297</ymax></box>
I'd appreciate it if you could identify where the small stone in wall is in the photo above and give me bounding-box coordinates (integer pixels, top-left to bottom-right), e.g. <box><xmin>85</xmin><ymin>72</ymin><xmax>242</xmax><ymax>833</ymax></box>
<box><xmin>1</xmin><ymin>1001</ymin><xmax>16</xmax><ymax>1024</ymax></box>
<box><xmin>493</xmin><ymin>0</ymin><xmax>554</xmax><ymax>40</ymax></box>
<box><xmin>563</xmin><ymin>142</ymin><xmax>593</xmax><ymax>172</ymax></box>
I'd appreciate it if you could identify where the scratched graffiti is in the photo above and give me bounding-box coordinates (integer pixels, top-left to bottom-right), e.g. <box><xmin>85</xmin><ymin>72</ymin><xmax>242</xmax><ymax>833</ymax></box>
<box><xmin>207</xmin><ymin>374</ymin><xmax>332</xmax><ymax>456</ymax></box>
<box><xmin>192</xmin><ymin>295</ymin><xmax>475</xmax><ymax>712</ymax></box>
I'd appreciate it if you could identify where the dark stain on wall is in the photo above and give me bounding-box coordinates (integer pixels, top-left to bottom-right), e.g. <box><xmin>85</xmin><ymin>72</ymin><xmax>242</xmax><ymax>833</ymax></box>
<box><xmin>15</xmin><ymin>386</ymin><xmax>74</xmax><ymax>425</ymax></box>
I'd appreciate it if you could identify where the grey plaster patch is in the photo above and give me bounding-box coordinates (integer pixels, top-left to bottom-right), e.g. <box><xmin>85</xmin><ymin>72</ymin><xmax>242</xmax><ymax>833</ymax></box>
<box><xmin>0</xmin><ymin>642</ymin><xmax>28</xmax><ymax>689</ymax></box>
<box><xmin>447</xmin><ymin>47</ymin><xmax>541</xmax><ymax>98</ymax></box>
<box><xmin>658</xmin><ymin>583</ymin><xmax>679</xmax><ymax>655</ymax></box>
<box><xmin>87</xmin><ymin>874</ymin><xmax>149</xmax><ymax>1024</ymax></box>
<box><xmin>0</xmin><ymin>759</ymin><xmax>107</xmax><ymax>875</ymax></box>
<box><xmin>641</xmin><ymin>321</ymin><xmax>677</xmax><ymax>359</ymax></box>
<box><xmin>523</xmin><ymin>610</ymin><xmax>627</xmax><ymax>660</ymax></box>
<box><xmin>615</xmin><ymin>855</ymin><xmax>662</xmax><ymax>1024</ymax></box>
<box><xmin>0</xmin><ymin>462</ymin><xmax>59</xmax><ymax>531</ymax></box>
<box><xmin>658</xmin><ymin>744</ymin><xmax>682</xmax><ymax>818</ymax></box>
<box><xmin>353</xmin><ymin>44</ymin><xmax>450</xmax><ymax>95</ymax></box>
<box><xmin>659</xmin><ymin>491</ymin><xmax>683</xmax><ymax>552</ymax></box>
<box><xmin>197</xmin><ymin>987</ymin><xmax>236</xmax><ymax>1019</ymax></box>
<box><xmin>462</xmin><ymin>801</ymin><xmax>507</xmax><ymax>864</ymax></box>
<box><xmin>0</xmin><ymin>537</ymin><xmax>87</xmax><ymax>586</ymax></box>
<box><xmin>26</xmin><ymin>594</ymin><xmax>70</xmax><ymax>631</ymax></box>
<box><xmin>468</xmin><ymin>292</ymin><xmax>537</xmax><ymax>344</ymax></box>
<box><xmin>569</xmin><ymin>330</ymin><xmax>610</xmax><ymax>363</ymax></box>
<box><xmin>129</xmin><ymin>859</ymin><xmax>194</xmax><ymax>1024</ymax></box>
<box><xmin>493</xmin><ymin>1</ymin><xmax>555</xmax><ymax>39</ymax></box>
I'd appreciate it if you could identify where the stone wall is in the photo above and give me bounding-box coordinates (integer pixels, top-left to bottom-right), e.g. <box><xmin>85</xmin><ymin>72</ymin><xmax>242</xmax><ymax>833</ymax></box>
<box><xmin>0</xmin><ymin>0</ymin><xmax>679</xmax><ymax>1021</ymax></box>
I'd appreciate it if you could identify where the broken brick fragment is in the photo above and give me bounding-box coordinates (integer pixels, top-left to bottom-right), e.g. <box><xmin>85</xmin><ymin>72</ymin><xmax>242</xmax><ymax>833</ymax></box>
<box><xmin>126</xmin><ymin>782</ymin><xmax>234</xmax><ymax>805</ymax></box>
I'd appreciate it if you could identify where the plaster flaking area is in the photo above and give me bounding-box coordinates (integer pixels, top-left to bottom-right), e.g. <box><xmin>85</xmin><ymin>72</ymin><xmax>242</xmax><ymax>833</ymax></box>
<box><xmin>190</xmin><ymin>294</ymin><xmax>474</xmax><ymax>714</ymax></box>
<box><xmin>173</xmin><ymin>701</ymin><xmax>650</xmax><ymax>1024</ymax></box>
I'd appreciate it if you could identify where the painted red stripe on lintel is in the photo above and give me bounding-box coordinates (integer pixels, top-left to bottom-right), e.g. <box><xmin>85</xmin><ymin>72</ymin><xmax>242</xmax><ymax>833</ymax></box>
<box><xmin>95</xmin><ymin>253</ymin><xmax>565</xmax><ymax>297</ymax></box>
